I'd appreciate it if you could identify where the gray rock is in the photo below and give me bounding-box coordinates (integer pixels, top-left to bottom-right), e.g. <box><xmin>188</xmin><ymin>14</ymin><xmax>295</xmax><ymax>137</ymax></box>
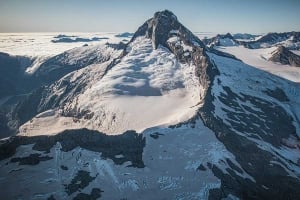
<box><xmin>268</xmin><ymin>45</ymin><xmax>300</xmax><ymax>67</ymax></box>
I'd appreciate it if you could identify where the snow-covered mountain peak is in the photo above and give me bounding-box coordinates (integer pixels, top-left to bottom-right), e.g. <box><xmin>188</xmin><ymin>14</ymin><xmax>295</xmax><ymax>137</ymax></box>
<box><xmin>132</xmin><ymin>10</ymin><xmax>205</xmax><ymax>50</ymax></box>
<box><xmin>18</xmin><ymin>35</ymin><xmax>204</xmax><ymax>136</ymax></box>
<box><xmin>15</xmin><ymin>10</ymin><xmax>215</xmax><ymax>136</ymax></box>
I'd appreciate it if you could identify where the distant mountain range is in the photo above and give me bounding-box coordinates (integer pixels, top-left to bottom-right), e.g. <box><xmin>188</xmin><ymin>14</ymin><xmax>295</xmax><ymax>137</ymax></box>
<box><xmin>203</xmin><ymin>32</ymin><xmax>300</xmax><ymax>67</ymax></box>
<box><xmin>203</xmin><ymin>31</ymin><xmax>300</xmax><ymax>50</ymax></box>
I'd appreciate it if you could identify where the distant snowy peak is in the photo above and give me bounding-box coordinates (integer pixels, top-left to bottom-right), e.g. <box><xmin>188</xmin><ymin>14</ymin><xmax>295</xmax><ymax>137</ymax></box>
<box><xmin>269</xmin><ymin>46</ymin><xmax>300</xmax><ymax>67</ymax></box>
<box><xmin>257</xmin><ymin>32</ymin><xmax>300</xmax><ymax>44</ymax></box>
<box><xmin>204</xmin><ymin>31</ymin><xmax>300</xmax><ymax>50</ymax></box>
<box><xmin>232</xmin><ymin>33</ymin><xmax>260</xmax><ymax>41</ymax></box>
<box><xmin>243</xmin><ymin>31</ymin><xmax>300</xmax><ymax>50</ymax></box>
<box><xmin>203</xmin><ymin>33</ymin><xmax>238</xmax><ymax>47</ymax></box>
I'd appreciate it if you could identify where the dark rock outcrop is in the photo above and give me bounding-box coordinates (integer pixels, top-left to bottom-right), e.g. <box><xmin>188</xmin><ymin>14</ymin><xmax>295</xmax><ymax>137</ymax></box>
<box><xmin>10</xmin><ymin>153</ymin><xmax>53</xmax><ymax>165</ymax></box>
<box><xmin>268</xmin><ymin>46</ymin><xmax>300</xmax><ymax>67</ymax></box>
<box><xmin>73</xmin><ymin>188</ymin><xmax>103</xmax><ymax>200</ymax></box>
<box><xmin>132</xmin><ymin>10</ymin><xmax>206</xmax><ymax>49</ymax></box>
<box><xmin>64</xmin><ymin>170</ymin><xmax>97</xmax><ymax>196</ymax></box>
<box><xmin>0</xmin><ymin>129</ymin><xmax>146</xmax><ymax>168</ymax></box>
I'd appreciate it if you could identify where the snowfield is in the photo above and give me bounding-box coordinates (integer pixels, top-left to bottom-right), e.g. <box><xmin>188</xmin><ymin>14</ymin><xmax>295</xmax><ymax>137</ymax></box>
<box><xmin>217</xmin><ymin>46</ymin><xmax>300</xmax><ymax>82</ymax></box>
<box><xmin>19</xmin><ymin>36</ymin><xmax>202</xmax><ymax>136</ymax></box>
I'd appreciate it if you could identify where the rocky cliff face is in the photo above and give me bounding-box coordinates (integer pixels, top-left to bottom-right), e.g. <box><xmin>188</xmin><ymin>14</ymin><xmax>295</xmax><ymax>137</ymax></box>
<box><xmin>132</xmin><ymin>10</ymin><xmax>206</xmax><ymax>49</ymax></box>
<box><xmin>199</xmin><ymin>52</ymin><xmax>300</xmax><ymax>199</ymax></box>
<box><xmin>269</xmin><ymin>46</ymin><xmax>300</xmax><ymax>67</ymax></box>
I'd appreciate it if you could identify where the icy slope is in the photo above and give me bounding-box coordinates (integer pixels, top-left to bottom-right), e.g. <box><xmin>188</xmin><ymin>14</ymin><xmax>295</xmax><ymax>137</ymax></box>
<box><xmin>26</xmin><ymin>43</ymin><xmax>117</xmax><ymax>74</ymax></box>
<box><xmin>0</xmin><ymin>42</ymin><xmax>125</xmax><ymax>136</ymax></box>
<box><xmin>19</xmin><ymin>36</ymin><xmax>202</xmax><ymax>135</ymax></box>
<box><xmin>31</xmin><ymin>42</ymin><xmax>125</xmax><ymax>84</ymax></box>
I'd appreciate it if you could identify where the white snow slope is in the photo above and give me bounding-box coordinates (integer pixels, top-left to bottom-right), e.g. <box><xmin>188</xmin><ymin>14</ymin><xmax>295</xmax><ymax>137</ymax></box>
<box><xmin>217</xmin><ymin>46</ymin><xmax>300</xmax><ymax>83</ymax></box>
<box><xmin>19</xmin><ymin>36</ymin><xmax>202</xmax><ymax>136</ymax></box>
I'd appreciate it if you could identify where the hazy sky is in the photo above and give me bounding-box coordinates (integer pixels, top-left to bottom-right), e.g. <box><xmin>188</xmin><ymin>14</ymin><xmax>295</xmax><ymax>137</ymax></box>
<box><xmin>0</xmin><ymin>0</ymin><xmax>299</xmax><ymax>33</ymax></box>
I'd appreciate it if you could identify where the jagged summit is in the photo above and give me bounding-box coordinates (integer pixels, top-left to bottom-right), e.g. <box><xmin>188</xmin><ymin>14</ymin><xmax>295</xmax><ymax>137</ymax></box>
<box><xmin>129</xmin><ymin>10</ymin><xmax>213</xmax><ymax>97</ymax></box>
<box><xmin>132</xmin><ymin>10</ymin><xmax>205</xmax><ymax>49</ymax></box>
<box><xmin>154</xmin><ymin>9</ymin><xmax>177</xmax><ymax>20</ymax></box>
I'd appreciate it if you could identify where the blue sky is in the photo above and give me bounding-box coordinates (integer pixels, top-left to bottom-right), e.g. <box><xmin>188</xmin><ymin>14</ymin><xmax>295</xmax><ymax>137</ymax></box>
<box><xmin>0</xmin><ymin>0</ymin><xmax>299</xmax><ymax>33</ymax></box>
